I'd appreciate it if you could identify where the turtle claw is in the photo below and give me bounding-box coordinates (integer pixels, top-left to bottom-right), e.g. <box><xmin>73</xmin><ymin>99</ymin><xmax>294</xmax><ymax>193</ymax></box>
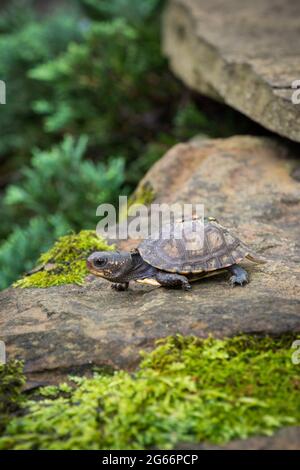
<box><xmin>111</xmin><ymin>283</ymin><xmax>128</xmax><ymax>291</ymax></box>
<box><xmin>229</xmin><ymin>273</ymin><xmax>249</xmax><ymax>287</ymax></box>
<box><xmin>183</xmin><ymin>282</ymin><xmax>192</xmax><ymax>291</ymax></box>
<box><xmin>228</xmin><ymin>264</ymin><xmax>249</xmax><ymax>287</ymax></box>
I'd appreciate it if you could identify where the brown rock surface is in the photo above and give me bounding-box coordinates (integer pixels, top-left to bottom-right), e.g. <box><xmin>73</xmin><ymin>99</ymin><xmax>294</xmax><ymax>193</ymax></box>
<box><xmin>162</xmin><ymin>0</ymin><xmax>300</xmax><ymax>142</ymax></box>
<box><xmin>0</xmin><ymin>136</ymin><xmax>299</xmax><ymax>386</ymax></box>
<box><xmin>177</xmin><ymin>426</ymin><xmax>300</xmax><ymax>450</ymax></box>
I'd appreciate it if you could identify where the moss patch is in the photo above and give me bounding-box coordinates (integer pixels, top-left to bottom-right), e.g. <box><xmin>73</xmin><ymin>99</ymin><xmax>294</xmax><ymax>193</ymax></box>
<box><xmin>14</xmin><ymin>230</ymin><xmax>114</xmax><ymax>288</ymax></box>
<box><xmin>119</xmin><ymin>181</ymin><xmax>155</xmax><ymax>222</ymax></box>
<box><xmin>129</xmin><ymin>181</ymin><xmax>156</xmax><ymax>207</ymax></box>
<box><xmin>0</xmin><ymin>361</ymin><xmax>25</xmax><ymax>435</ymax></box>
<box><xmin>0</xmin><ymin>335</ymin><xmax>299</xmax><ymax>450</ymax></box>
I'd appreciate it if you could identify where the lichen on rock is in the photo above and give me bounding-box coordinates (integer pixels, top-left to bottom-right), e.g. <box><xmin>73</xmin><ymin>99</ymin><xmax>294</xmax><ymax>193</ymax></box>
<box><xmin>0</xmin><ymin>335</ymin><xmax>299</xmax><ymax>450</ymax></box>
<box><xmin>14</xmin><ymin>230</ymin><xmax>114</xmax><ymax>288</ymax></box>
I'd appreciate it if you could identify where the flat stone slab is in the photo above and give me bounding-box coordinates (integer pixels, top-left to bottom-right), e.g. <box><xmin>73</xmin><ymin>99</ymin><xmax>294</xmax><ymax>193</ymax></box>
<box><xmin>163</xmin><ymin>0</ymin><xmax>300</xmax><ymax>142</ymax></box>
<box><xmin>177</xmin><ymin>426</ymin><xmax>300</xmax><ymax>450</ymax></box>
<box><xmin>0</xmin><ymin>136</ymin><xmax>299</xmax><ymax>385</ymax></box>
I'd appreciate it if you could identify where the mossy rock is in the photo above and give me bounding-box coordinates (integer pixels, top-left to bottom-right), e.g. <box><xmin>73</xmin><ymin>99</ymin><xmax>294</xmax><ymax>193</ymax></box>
<box><xmin>14</xmin><ymin>230</ymin><xmax>114</xmax><ymax>288</ymax></box>
<box><xmin>119</xmin><ymin>181</ymin><xmax>155</xmax><ymax>222</ymax></box>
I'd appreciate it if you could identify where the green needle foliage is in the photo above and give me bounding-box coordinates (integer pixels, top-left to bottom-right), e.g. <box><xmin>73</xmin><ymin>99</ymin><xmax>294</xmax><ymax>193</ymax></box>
<box><xmin>0</xmin><ymin>0</ymin><xmax>82</xmax><ymax>160</ymax></box>
<box><xmin>4</xmin><ymin>135</ymin><xmax>124</xmax><ymax>231</ymax></box>
<box><xmin>0</xmin><ymin>136</ymin><xmax>124</xmax><ymax>289</ymax></box>
<box><xmin>29</xmin><ymin>0</ymin><xmax>179</xmax><ymax>169</ymax></box>
<box><xmin>0</xmin><ymin>335</ymin><xmax>299</xmax><ymax>450</ymax></box>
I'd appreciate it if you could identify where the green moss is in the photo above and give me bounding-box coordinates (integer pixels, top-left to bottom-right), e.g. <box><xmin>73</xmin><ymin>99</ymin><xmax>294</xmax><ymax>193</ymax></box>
<box><xmin>0</xmin><ymin>361</ymin><xmax>25</xmax><ymax>434</ymax></box>
<box><xmin>119</xmin><ymin>182</ymin><xmax>155</xmax><ymax>222</ymax></box>
<box><xmin>129</xmin><ymin>181</ymin><xmax>156</xmax><ymax>207</ymax></box>
<box><xmin>14</xmin><ymin>230</ymin><xmax>114</xmax><ymax>288</ymax></box>
<box><xmin>0</xmin><ymin>335</ymin><xmax>299</xmax><ymax>450</ymax></box>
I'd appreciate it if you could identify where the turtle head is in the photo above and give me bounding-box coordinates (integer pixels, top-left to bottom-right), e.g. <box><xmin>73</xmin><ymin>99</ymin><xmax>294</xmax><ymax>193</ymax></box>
<box><xmin>87</xmin><ymin>251</ymin><xmax>134</xmax><ymax>281</ymax></box>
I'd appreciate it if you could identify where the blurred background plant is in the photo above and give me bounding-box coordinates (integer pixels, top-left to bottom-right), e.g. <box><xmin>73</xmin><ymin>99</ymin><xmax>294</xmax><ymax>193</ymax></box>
<box><xmin>0</xmin><ymin>0</ymin><xmax>257</xmax><ymax>288</ymax></box>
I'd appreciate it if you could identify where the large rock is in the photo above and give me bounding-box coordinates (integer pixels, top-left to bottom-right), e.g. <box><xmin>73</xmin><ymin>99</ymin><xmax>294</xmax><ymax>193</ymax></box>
<box><xmin>162</xmin><ymin>0</ymin><xmax>300</xmax><ymax>142</ymax></box>
<box><xmin>0</xmin><ymin>136</ymin><xmax>299</xmax><ymax>386</ymax></box>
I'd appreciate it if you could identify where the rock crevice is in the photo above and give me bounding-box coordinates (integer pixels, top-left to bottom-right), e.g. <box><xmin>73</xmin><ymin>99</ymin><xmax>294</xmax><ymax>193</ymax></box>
<box><xmin>162</xmin><ymin>0</ymin><xmax>300</xmax><ymax>142</ymax></box>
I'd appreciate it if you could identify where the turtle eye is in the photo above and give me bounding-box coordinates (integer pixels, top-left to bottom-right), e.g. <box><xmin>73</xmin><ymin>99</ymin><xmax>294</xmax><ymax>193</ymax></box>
<box><xmin>95</xmin><ymin>258</ymin><xmax>107</xmax><ymax>267</ymax></box>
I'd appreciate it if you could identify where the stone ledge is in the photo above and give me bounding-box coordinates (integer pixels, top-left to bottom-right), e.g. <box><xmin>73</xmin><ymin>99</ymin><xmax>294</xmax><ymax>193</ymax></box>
<box><xmin>162</xmin><ymin>0</ymin><xmax>300</xmax><ymax>142</ymax></box>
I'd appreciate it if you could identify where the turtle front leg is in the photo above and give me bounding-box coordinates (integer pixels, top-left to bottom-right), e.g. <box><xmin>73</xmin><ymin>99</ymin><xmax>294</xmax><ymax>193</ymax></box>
<box><xmin>111</xmin><ymin>282</ymin><xmax>129</xmax><ymax>291</ymax></box>
<box><xmin>228</xmin><ymin>264</ymin><xmax>249</xmax><ymax>286</ymax></box>
<box><xmin>155</xmin><ymin>271</ymin><xmax>191</xmax><ymax>291</ymax></box>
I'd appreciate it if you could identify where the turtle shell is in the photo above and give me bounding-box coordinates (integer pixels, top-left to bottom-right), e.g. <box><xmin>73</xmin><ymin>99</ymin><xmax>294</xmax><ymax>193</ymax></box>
<box><xmin>138</xmin><ymin>219</ymin><xmax>255</xmax><ymax>274</ymax></box>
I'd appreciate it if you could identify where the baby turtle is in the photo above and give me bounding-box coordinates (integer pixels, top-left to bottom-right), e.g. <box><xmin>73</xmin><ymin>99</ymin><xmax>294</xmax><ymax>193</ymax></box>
<box><xmin>87</xmin><ymin>219</ymin><xmax>265</xmax><ymax>291</ymax></box>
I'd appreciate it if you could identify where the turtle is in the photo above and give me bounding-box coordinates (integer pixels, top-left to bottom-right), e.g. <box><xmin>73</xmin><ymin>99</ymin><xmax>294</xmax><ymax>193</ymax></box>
<box><xmin>87</xmin><ymin>218</ymin><xmax>265</xmax><ymax>291</ymax></box>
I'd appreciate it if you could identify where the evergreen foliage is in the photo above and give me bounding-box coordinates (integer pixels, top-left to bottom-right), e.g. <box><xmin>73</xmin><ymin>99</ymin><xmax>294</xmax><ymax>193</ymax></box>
<box><xmin>0</xmin><ymin>0</ymin><xmax>82</xmax><ymax>159</ymax></box>
<box><xmin>0</xmin><ymin>137</ymin><xmax>124</xmax><ymax>288</ymax></box>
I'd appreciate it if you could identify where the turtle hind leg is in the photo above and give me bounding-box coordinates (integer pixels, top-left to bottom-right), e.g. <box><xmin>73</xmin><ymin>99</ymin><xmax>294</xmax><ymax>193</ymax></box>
<box><xmin>228</xmin><ymin>264</ymin><xmax>249</xmax><ymax>287</ymax></box>
<box><xmin>155</xmin><ymin>271</ymin><xmax>192</xmax><ymax>291</ymax></box>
